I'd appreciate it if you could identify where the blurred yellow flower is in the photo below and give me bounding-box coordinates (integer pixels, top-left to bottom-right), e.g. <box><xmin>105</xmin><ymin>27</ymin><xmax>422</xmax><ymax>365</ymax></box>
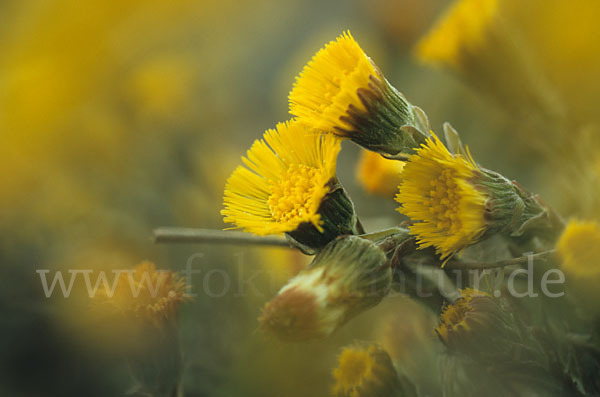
<box><xmin>254</xmin><ymin>246</ymin><xmax>309</xmax><ymax>286</ymax></box>
<box><xmin>99</xmin><ymin>261</ymin><xmax>187</xmax><ymax>324</ymax></box>
<box><xmin>396</xmin><ymin>134</ymin><xmax>486</xmax><ymax>260</ymax></box>
<box><xmin>356</xmin><ymin>149</ymin><xmax>405</xmax><ymax>197</ymax></box>
<box><xmin>222</xmin><ymin>120</ymin><xmax>340</xmax><ymax>235</ymax></box>
<box><xmin>333</xmin><ymin>345</ymin><xmax>376</xmax><ymax>396</ymax></box>
<box><xmin>126</xmin><ymin>54</ymin><xmax>196</xmax><ymax>119</ymax></box>
<box><xmin>557</xmin><ymin>220</ymin><xmax>600</xmax><ymax>278</ymax></box>
<box><xmin>332</xmin><ymin>343</ymin><xmax>407</xmax><ymax>397</ymax></box>
<box><xmin>415</xmin><ymin>0</ymin><xmax>498</xmax><ymax>69</ymax></box>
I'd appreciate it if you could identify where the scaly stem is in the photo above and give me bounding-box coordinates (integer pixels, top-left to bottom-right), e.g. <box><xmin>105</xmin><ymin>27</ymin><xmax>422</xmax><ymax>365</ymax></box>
<box><xmin>153</xmin><ymin>227</ymin><xmax>291</xmax><ymax>247</ymax></box>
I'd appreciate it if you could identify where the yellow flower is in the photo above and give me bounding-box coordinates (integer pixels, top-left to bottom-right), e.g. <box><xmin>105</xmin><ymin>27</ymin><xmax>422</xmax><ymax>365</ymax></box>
<box><xmin>396</xmin><ymin>134</ymin><xmax>487</xmax><ymax>260</ymax></box>
<box><xmin>415</xmin><ymin>0</ymin><xmax>498</xmax><ymax>69</ymax></box>
<box><xmin>289</xmin><ymin>31</ymin><xmax>429</xmax><ymax>156</ymax></box>
<box><xmin>222</xmin><ymin>120</ymin><xmax>338</xmax><ymax>234</ymax></box>
<box><xmin>126</xmin><ymin>54</ymin><xmax>196</xmax><ymax>119</ymax></box>
<box><xmin>289</xmin><ymin>31</ymin><xmax>378</xmax><ymax>133</ymax></box>
<box><xmin>557</xmin><ymin>220</ymin><xmax>600</xmax><ymax>278</ymax></box>
<box><xmin>332</xmin><ymin>343</ymin><xmax>408</xmax><ymax>397</ymax></box>
<box><xmin>556</xmin><ymin>220</ymin><xmax>600</xmax><ymax>312</ymax></box>
<box><xmin>99</xmin><ymin>261</ymin><xmax>187</xmax><ymax>324</ymax></box>
<box><xmin>333</xmin><ymin>345</ymin><xmax>376</xmax><ymax>396</ymax></box>
<box><xmin>222</xmin><ymin>120</ymin><xmax>361</xmax><ymax>251</ymax></box>
<box><xmin>436</xmin><ymin>290</ymin><xmax>555</xmax><ymax>395</ymax></box>
<box><xmin>94</xmin><ymin>261</ymin><xmax>186</xmax><ymax>395</ymax></box>
<box><xmin>435</xmin><ymin>288</ymin><xmax>489</xmax><ymax>344</ymax></box>
<box><xmin>436</xmin><ymin>288</ymin><xmax>524</xmax><ymax>357</ymax></box>
<box><xmin>356</xmin><ymin>149</ymin><xmax>405</xmax><ymax>197</ymax></box>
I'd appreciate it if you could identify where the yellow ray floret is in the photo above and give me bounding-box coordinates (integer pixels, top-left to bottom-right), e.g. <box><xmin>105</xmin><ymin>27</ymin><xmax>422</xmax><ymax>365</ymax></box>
<box><xmin>289</xmin><ymin>31</ymin><xmax>379</xmax><ymax>134</ymax></box>
<box><xmin>222</xmin><ymin>120</ymin><xmax>340</xmax><ymax>235</ymax></box>
<box><xmin>396</xmin><ymin>134</ymin><xmax>487</xmax><ymax>260</ymax></box>
<box><xmin>415</xmin><ymin>0</ymin><xmax>498</xmax><ymax>68</ymax></box>
<box><xmin>557</xmin><ymin>219</ymin><xmax>600</xmax><ymax>277</ymax></box>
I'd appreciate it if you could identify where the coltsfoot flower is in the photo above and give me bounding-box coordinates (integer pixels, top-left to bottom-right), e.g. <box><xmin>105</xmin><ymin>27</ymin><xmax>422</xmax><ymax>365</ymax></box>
<box><xmin>557</xmin><ymin>219</ymin><xmax>600</xmax><ymax>311</ymax></box>
<box><xmin>435</xmin><ymin>289</ymin><xmax>504</xmax><ymax>351</ymax></box>
<box><xmin>396</xmin><ymin>134</ymin><xmax>486</xmax><ymax>260</ymax></box>
<box><xmin>332</xmin><ymin>343</ymin><xmax>416</xmax><ymax>397</ymax></box>
<box><xmin>259</xmin><ymin>235</ymin><xmax>391</xmax><ymax>342</ymax></box>
<box><xmin>222</xmin><ymin>120</ymin><xmax>361</xmax><ymax>252</ymax></box>
<box><xmin>415</xmin><ymin>0</ymin><xmax>564</xmax><ymax>127</ymax></box>
<box><xmin>396</xmin><ymin>134</ymin><xmax>554</xmax><ymax>261</ymax></box>
<box><xmin>435</xmin><ymin>288</ymin><xmax>541</xmax><ymax>360</ymax></box>
<box><xmin>95</xmin><ymin>261</ymin><xmax>187</xmax><ymax>396</ymax></box>
<box><xmin>355</xmin><ymin>149</ymin><xmax>405</xmax><ymax>197</ymax></box>
<box><xmin>100</xmin><ymin>261</ymin><xmax>187</xmax><ymax>324</ymax></box>
<box><xmin>415</xmin><ymin>0</ymin><xmax>498</xmax><ymax>69</ymax></box>
<box><xmin>557</xmin><ymin>219</ymin><xmax>600</xmax><ymax>278</ymax></box>
<box><xmin>437</xmin><ymin>289</ymin><xmax>562</xmax><ymax>395</ymax></box>
<box><xmin>289</xmin><ymin>31</ymin><xmax>429</xmax><ymax>157</ymax></box>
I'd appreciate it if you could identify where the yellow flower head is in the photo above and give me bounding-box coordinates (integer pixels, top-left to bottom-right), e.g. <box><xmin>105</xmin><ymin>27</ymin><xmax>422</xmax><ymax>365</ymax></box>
<box><xmin>435</xmin><ymin>288</ymin><xmax>489</xmax><ymax>344</ymax></box>
<box><xmin>221</xmin><ymin>120</ymin><xmax>340</xmax><ymax>236</ymax></box>
<box><xmin>557</xmin><ymin>219</ymin><xmax>600</xmax><ymax>278</ymax></box>
<box><xmin>289</xmin><ymin>31</ymin><xmax>429</xmax><ymax>156</ymax></box>
<box><xmin>415</xmin><ymin>0</ymin><xmax>498</xmax><ymax>68</ymax></box>
<box><xmin>99</xmin><ymin>261</ymin><xmax>187</xmax><ymax>324</ymax></box>
<box><xmin>332</xmin><ymin>343</ymin><xmax>405</xmax><ymax>397</ymax></box>
<box><xmin>289</xmin><ymin>31</ymin><xmax>380</xmax><ymax>133</ymax></box>
<box><xmin>396</xmin><ymin>134</ymin><xmax>487</xmax><ymax>260</ymax></box>
<box><xmin>356</xmin><ymin>149</ymin><xmax>405</xmax><ymax>197</ymax></box>
<box><xmin>333</xmin><ymin>345</ymin><xmax>376</xmax><ymax>396</ymax></box>
<box><xmin>435</xmin><ymin>288</ymin><xmax>528</xmax><ymax>361</ymax></box>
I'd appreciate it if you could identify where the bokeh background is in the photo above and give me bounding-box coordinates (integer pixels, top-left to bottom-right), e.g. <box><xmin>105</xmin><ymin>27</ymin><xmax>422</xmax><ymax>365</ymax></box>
<box><xmin>1</xmin><ymin>0</ymin><xmax>599</xmax><ymax>395</ymax></box>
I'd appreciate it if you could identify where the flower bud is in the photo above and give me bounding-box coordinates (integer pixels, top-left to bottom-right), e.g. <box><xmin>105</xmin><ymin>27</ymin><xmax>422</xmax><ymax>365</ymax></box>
<box><xmin>259</xmin><ymin>235</ymin><xmax>391</xmax><ymax>341</ymax></box>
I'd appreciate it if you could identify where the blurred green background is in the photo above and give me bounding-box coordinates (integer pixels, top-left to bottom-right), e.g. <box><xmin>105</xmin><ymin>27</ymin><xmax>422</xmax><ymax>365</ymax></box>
<box><xmin>1</xmin><ymin>0</ymin><xmax>599</xmax><ymax>395</ymax></box>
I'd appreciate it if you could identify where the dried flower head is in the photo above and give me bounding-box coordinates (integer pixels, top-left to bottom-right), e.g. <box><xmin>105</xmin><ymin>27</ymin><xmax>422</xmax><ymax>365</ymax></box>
<box><xmin>356</xmin><ymin>149</ymin><xmax>405</xmax><ymax>197</ymax></box>
<box><xmin>332</xmin><ymin>343</ymin><xmax>412</xmax><ymax>397</ymax></box>
<box><xmin>415</xmin><ymin>0</ymin><xmax>498</xmax><ymax>69</ymax></box>
<box><xmin>259</xmin><ymin>236</ymin><xmax>391</xmax><ymax>341</ymax></box>
<box><xmin>289</xmin><ymin>31</ymin><xmax>429</xmax><ymax>156</ymax></box>
<box><xmin>222</xmin><ymin>120</ymin><xmax>360</xmax><ymax>251</ymax></box>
